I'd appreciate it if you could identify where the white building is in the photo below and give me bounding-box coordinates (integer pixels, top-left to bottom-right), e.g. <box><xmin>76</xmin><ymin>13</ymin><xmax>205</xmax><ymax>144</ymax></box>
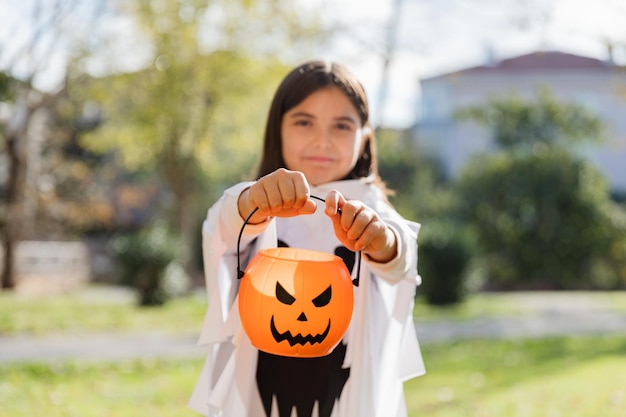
<box><xmin>412</xmin><ymin>50</ymin><xmax>626</xmax><ymax>195</ymax></box>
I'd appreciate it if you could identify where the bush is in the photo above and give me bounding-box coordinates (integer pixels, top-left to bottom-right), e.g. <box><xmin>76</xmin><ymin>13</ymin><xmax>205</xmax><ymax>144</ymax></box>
<box><xmin>418</xmin><ymin>221</ymin><xmax>474</xmax><ymax>305</ymax></box>
<box><xmin>111</xmin><ymin>223</ymin><xmax>183</xmax><ymax>306</ymax></box>
<box><xmin>453</xmin><ymin>150</ymin><xmax>626</xmax><ymax>290</ymax></box>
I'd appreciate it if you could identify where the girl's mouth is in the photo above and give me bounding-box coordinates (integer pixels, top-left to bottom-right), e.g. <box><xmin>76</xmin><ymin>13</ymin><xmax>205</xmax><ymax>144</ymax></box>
<box><xmin>306</xmin><ymin>156</ymin><xmax>333</xmax><ymax>163</ymax></box>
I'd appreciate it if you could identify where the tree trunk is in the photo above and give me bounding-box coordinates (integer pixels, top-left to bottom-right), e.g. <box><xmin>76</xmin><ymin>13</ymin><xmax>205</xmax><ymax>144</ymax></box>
<box><xmin>1</xmin><ymin>128</ymin><xmax>27</xmax><ymax>290</ymax></box>
<box><xmin>0</xmin><ymin>90</ymin><xmax>44</xmax><ymax>290</ymax></box>
<box><xmin>1</xmin><ymin>233</ymin><xmax>16</xmax><ymax>290</ymax></box>
<box><xmin>376</xmin><ymin>0</ymin><xmax>403</xmax><ymax>129</ymax></box>
<box><xmin>178</xmin><ymin>188</ymin><xmax>196</xmax><ymax>277</ymax></box>
<box><xmin>159</xmin><ymin>137</ymin><xmax>198</xmax><ymax>280</ymax></box>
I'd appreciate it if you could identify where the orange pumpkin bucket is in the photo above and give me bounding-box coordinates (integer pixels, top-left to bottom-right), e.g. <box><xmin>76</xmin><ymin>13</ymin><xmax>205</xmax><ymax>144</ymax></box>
<box><xmin>236</xmin><ymin>196</ymin><xmax>359</xmax><ymax>358</ymax></box>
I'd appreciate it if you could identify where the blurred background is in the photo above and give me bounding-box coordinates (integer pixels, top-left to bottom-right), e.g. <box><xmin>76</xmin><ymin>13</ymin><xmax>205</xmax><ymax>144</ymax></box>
<box><xmin>1</xmin><ymin>1</ymin><xmax>626</xmax><ymax>416</ymax></box>
<box><xmin>1</xmin><ymin>0</ymin><xmax>625</xmax><ymax>297</ymax></box>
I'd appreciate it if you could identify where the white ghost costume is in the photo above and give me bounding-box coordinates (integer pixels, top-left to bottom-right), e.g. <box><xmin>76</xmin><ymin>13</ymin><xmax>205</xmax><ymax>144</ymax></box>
<box><xmin>189</xmin><ymin>176</ymin><xmax>425</xmax><ymax>417</ymax></box>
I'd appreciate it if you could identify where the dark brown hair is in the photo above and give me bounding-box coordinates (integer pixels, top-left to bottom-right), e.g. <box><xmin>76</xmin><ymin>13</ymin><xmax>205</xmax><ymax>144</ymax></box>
<box><xmin>256</xmin><ymin>60</ymin><xmax>388</xmax><ymax>193</ymax></box>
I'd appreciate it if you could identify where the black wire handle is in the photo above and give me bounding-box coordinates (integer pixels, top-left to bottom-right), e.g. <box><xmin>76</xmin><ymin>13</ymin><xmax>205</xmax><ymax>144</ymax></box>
<box><xmin>236</xmin><ymin>195</ymin><xmax>361</xmax><ymax>286</ymax></box>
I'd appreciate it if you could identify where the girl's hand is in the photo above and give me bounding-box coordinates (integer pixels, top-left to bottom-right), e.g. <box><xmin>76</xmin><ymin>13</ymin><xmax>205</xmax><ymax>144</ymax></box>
<box><xmin>324</xmin><ymin>189</ymin><xmax>397</xmax><ymax>263</ymax></box>
<box><xmin>238</xmin><ymin>168</ymin><xmax>317</xmax><ymax>224</ymax></box>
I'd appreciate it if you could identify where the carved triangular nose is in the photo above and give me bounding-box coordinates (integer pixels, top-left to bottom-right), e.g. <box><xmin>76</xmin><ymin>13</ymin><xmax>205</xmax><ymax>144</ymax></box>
<box><xmin>297</xmin><ymin>312</ymin><xmax>307</xmax><ymax>322</ymax></box>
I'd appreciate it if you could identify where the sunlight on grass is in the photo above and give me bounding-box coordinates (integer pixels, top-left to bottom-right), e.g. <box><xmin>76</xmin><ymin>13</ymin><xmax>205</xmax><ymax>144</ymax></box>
<box><xmin>1</xmin><ymin>336</ymin><xmax>624</xmax><ymax>417</ymax></box>
<box><xmin>3</xmin><ymin>285</ymin><xmax>626</xmax><ymax>335</ymax></box>
<box><xmin>413</xmin><ymin>291</ymin><xmax>626</xmax><ymax>321</ymax></box>
<box><xmin>0</xmin><ymin>359</ymin><xmax>203</xmax><ymax>417</ymax></box>
<box><xmin>413</xmin><ymin>293</ymin><xmax>526</xmax><ymax>321</ymax></box>
<box><xmin>404</xmin><ymin>337</ymin><xmax>626</xmax><ymax>417</ymax></box>
<box><xmin>481</xmin><ymin>357</ymin><xmax>626</xmax><ymax>417</ymax></box>
<box><xmin>3</xmin><ymin>284</ymin><xmax>626</xmax><ymax>417</ymax></box>
<box><xmin>0</xmin><ymin>286</ymin><xmax>207</xmax><ymax>335</ymax></box>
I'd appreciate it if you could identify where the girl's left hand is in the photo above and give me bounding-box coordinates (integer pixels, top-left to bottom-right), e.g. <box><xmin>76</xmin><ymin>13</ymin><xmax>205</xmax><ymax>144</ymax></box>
<box><xmin>324</xmin><ymin>190</ymin><xmax>397</xmax><ymax>263</ymax></box>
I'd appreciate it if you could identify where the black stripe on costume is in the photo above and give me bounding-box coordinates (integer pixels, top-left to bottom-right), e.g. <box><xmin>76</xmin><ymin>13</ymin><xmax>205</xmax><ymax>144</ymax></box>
<box><xmin>256</xmin><ymin>343</ymin><xmax>350</xmax><ymax>417</ymax></box>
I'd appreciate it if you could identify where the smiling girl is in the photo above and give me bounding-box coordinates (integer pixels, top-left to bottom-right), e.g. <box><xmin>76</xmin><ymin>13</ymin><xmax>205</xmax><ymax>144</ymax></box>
<box><xmin>189</xmin><ymin>60</ymin><xmax>425</xmax><ymax>417</ymax></box>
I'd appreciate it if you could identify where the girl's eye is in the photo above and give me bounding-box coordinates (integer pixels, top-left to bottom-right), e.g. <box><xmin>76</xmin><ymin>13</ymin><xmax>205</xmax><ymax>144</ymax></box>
<box><xmin>336</xmin><ymin>123</ymin><xmax>353</xmax><ymax>131</ymax></box>
<box><xmin>295</xmin><ymin>119</ymin><xmax>312</xmax><ymax>127</ymax></box>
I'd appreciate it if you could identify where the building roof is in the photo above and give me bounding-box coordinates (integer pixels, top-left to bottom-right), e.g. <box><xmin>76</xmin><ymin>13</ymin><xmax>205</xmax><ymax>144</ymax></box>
<box><xmin>424</xmin><ymin>51</ymin><xmax>615</xmax><ymax>80</ymax></box>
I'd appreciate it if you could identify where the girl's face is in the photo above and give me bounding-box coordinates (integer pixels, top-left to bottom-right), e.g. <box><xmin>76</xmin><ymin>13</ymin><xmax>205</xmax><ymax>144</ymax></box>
<box><xmin>281</xmin><ymin>86</ymin><xmax>368</xmax><ymax>187</ymax></box>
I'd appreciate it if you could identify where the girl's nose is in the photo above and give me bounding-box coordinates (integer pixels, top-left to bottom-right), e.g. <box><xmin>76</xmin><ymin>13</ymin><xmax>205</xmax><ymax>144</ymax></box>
<box><xmin>312</xmin><ymin>129</ymin><xmax>332</xmax><ymax>147</ymax></box>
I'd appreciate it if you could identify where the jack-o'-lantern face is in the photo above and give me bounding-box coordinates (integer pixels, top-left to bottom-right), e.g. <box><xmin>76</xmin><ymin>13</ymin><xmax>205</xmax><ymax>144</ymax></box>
<box><xmin>271</xmin><ymin>281</ymin><xmax>332</xmax><ymax>347</ymax></box>
<box><xmin>238</xmin><ymin>248</ymin><xmax>354</xmax><ymax>358</ymax></box>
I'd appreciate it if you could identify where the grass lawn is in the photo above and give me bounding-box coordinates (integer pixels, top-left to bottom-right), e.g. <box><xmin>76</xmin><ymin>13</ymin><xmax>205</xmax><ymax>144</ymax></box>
<box><xmin>405</xmin><ymin>336</ymin><xmax>626</xmax><ymax>417</ymax></box>
<box><xmin>2</xmin><ymin>285</ymin><xmax>625</xmax><ymax>335</ymax></box>
<box><xmin>0</xmin><ymin>359</ymin><xmax>202</xmax><ymax>417</ymax></box>
<box><xmin>1</xmin><ymin>336</ymin><xmax>625</xmax><ymax>417</ymax></box>
<box><xmin>0</xmin><ymin>285</ymin><xmax>207</xmax><ymax>335</ymax></box>
<box><xmin>1</xmin><ymin>286</ymin><xmax>626</xmax><ymax>416</ymax></box>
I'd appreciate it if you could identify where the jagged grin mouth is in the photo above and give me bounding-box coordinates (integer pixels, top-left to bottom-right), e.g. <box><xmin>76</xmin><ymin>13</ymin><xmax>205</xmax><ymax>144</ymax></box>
<box><xmin>270</xmin><ymin>316</ymin><xmax>331</xmax><ymax>346</ymax></box>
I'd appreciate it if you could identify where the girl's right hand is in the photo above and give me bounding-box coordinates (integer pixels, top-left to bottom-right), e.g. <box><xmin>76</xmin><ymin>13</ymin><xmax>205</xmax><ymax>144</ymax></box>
<box><xmin>238</xmin><ymin>168</ymin><xmax>317</xmax><ymax>224</ymax></box>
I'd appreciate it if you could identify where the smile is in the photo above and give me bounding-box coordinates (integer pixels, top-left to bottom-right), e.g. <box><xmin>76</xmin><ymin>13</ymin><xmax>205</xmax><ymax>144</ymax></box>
<box><xmin>270</xmin><ymin>316</ymin><xmax>331</xmax><ymax>346</ymax></box>
<box><xmin>306</xmin><ymin>156</ymin><xmax>334</xmax><ymax>163</ymax></box>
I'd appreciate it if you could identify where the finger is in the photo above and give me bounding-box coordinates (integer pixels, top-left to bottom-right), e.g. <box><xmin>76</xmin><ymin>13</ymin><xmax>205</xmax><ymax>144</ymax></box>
<box><xmin>353</xmin><ymin>218</ymin><xmax>384</xmax><ymax>252</ymax></box>
<box><xmin>277</xmin><ymin>177</ymin><xmax>297</xmax><ymax>209</ymax></box>
<box><xmin>324</xmin><ymin>190</ymin><xmax>343</xmax><ymax>216</ymax></box>
<box><xmin>261</xmin><ymin>180</ymin><xmax>283</xmax><ymax>214</ymax></box>
<box><xmin>339</xmin><ymin>200</ymin><xmax>363</xmax><ymax>232</ymax></box>
<box><xmin>247</xmin><ymin>183</ymin><xmax>269</xmax><ymax>215</ymax></box>
<box><xmin>291</xmin><ymin>171</ymin><xmax>312</xmax><ymax>210</ymax></box>
<box><xmin>273</xmin><ymin>168</ymin><xmax>309</xmax><ymax>210</ymax></box>
<box><xmin>346</xmin><ymin>209</ymin><xmax>375</xmax><ymax>241</ymax></box>
<box><xmin>298</xmin><ymin>198</ymin><xmax>317</xmax><ymax>215</ymax></box>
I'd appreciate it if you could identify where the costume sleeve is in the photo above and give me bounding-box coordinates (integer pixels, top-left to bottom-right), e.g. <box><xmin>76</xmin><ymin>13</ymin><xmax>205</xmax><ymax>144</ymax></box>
<box><xmin>190</xmin><ymin>182</ymin><xmax>276</xmax><ymax>416</ymax></box>
<box><xmin>197</xmin><ymin>182</ymin><xmax>276</xmax><ymax>345</ymax></box>
<box><xmin>363</xmin><ymin>199</ymin><xmax>421</xmax><ymax>287</ymax></box>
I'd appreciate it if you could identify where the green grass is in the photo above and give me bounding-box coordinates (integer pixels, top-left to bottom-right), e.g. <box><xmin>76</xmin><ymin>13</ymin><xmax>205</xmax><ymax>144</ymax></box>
<box><xmin>405</xmin><ymin>336</ymin><xmax>626</xmax><ymax>417</ymax></box>
<box><xmin>2</xmin><ymin>286</ymin><xmax>626</xmax><ymax>416</ymax></box>
<box><xmin>0</xmin><ymin>359</ymin><xmax>202</xmax><ymax>417</ymax></box>
<box><xmin>3</xmin><ymin>285</ymin><xmax>626</xmax><ymax>335</ymax></box>
<box><xmin>1</xmin><ymin>336</ymin><xmax>624</xmax><ymax>417</ymax></box>
<box><xmin>0</xmin><ymin>286</ymin><xmax>207</xmax><ymax>335</ymax></box>
<box><xmin>412</xmin><ymin>290</ymin><xmax>626</xmax><ymax>321</ymax></box>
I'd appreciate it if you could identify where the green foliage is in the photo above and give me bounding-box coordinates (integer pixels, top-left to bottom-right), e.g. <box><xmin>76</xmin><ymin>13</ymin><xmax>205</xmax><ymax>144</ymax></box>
<box><xmin>0</xmin><ymin>72</ymin><xmax>17</xmax><ymax>143</ymax></box>
<box><xmin>0</xmin><ymin>74</ymin><xmax>9</xmax><ymax>153</ymax></box>
<box><xmin>111</xmin><ymin>223</ymin><xmax>183</xmax><ymax>306</ymax></box>
<box><xmin>417</xmin><ymin>221</ymin><xmax>474</xmax><ymax>305</ymax></box>
<box><xmin>455</xmin><ymin>87</ymin><xmax>605</xmax><ymax>150</ymax></box>
<box><xmin>72</xmin><ymin>0</ymin><xmax>324</xmax><ymax>276</ymax></box>
<box><xmin>377</xmin><ymin>129</ymin><xmax>450</xmax><ymax>221</ymax></box>
<box><xmin>77</xmin><ymin>0</ymin><xmax>324</xmax><ymax>182</ymax></box>
<box><xmin>452</xmin><ymin>89</ymin><xmax>626</xmax><ymax>290</ymax></box>
<box><xmin>0</xmin><ymin>72</ymin><xmax>14</xmax><ymax>100</ymax></box>
<box><xmin>377</xmin><ymin>129</ymin><xmax>470</xmax><ymax>304</ymax></box>
<box><xmin>454</xmin><ymin>150</ymin><xmax>626</xmax><ymax>289</ymax></box>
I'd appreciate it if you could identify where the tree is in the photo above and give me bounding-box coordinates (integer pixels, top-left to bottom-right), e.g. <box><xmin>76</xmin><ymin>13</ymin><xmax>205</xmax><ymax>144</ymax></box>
<box><xmin>377</xmin><ymin>128</ymin><xmax>449</xmax><ymax>221</ymax></box>
<box><xmin>455</xmin><ymin>87</ymin><xmax>605</xmax><ymax>151</ymax></box>
<box><xmin>453</xmin><ymin>90</ymin><xmax>626</xmax><ymax>289</ymax></box>
<box><xmin>77</xmin><ymin>0</ymin><xmax>327</xmax><ymax>277</ymax></box>
<box><xmin>377</xmin><ymin>129</ymin><xmax>476</xmax><ymax>304</ymax></box>
<box><xmin>0</xmin><ymin>1</ymin><xmax>104</xmax><ymax>289</ymax></box>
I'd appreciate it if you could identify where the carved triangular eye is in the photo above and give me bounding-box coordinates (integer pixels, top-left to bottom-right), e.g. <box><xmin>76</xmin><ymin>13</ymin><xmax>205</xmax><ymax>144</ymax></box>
<box><xmin>312</xmin><ymin>285</ymin><xmax>332</xmax><ymax>307</ymax></box>
<box><xmin>276</xmin><ymin>282</ymin><xmax>296</xmax><ymax>305</ymax></box>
